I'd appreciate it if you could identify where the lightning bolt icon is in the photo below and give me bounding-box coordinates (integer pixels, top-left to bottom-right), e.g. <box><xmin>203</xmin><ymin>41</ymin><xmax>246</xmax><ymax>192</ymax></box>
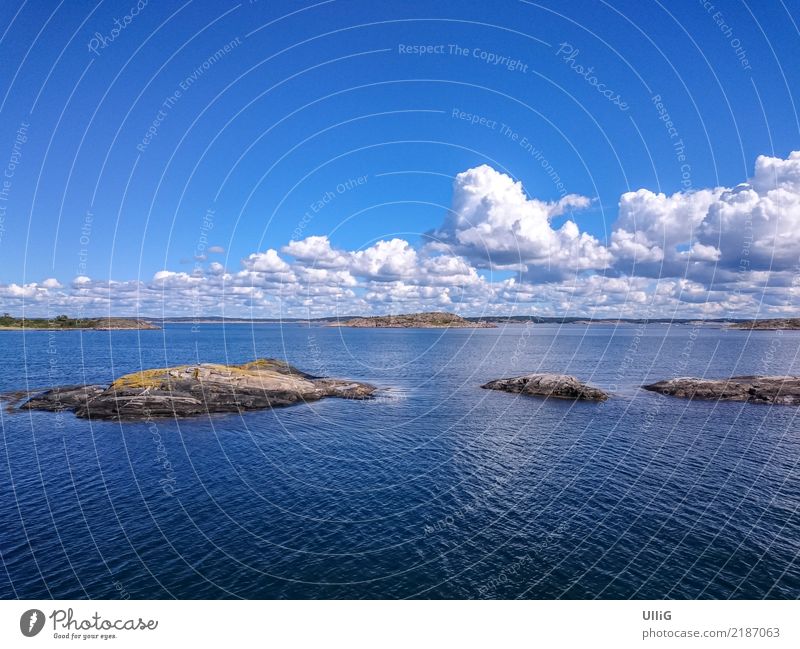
<box><xmin>28</xmin><ymin>611</ymin><xmax>38</xmax><ymax>632</ymax></box>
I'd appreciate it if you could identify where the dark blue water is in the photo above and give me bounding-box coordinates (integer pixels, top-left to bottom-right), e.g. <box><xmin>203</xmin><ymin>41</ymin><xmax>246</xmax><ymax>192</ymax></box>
<box><xmin>1</xmin><ymin>323</ymin><xmax>799</xmax><ymax>599</ymax></box>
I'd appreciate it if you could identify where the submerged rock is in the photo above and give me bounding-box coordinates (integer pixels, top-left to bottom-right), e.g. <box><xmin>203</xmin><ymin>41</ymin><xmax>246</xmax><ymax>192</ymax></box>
<box><xmin>642</xmin><ymin>376</ymin><xmax>800</xmax><ymax>405</ymax></box>
<box><xmin>481</xmin><ymin>373</ymin><xmax>609</xmax><ymax>401</ymax></box>
<box><xmin>21</xmin><ymin>359</ymin><xmax>376</xmax><ymax>421</ymax></box>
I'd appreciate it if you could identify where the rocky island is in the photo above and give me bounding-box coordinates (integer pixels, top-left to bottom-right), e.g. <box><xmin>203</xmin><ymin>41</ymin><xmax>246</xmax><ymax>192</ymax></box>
<box><xmin>643</xmin><ymin>376</ymin><xmax>800</xmax><ymax>405</ymax></box>
<box><xmin>0</xmin><ymin>314</ymin><xmax>158</xmax><ymax>330</ymax></box>
<box><xmin>726</xmin><ymin>318</ymin><xmax>800</xmax><ymax>330</ymax></box>
<box><xmin>331</xmin><ymin>311</ymin><xmax>496</xmax><ymax>328</ymax></box>
<box><xmin>481</xmin><ymin>373</ymin><xmax>609</xmax><ymax>401</ymax></box>
<box><xmin>19</xmin><ymin>359</ymin><xmax>375</xmax><ymax>420</ymax></box>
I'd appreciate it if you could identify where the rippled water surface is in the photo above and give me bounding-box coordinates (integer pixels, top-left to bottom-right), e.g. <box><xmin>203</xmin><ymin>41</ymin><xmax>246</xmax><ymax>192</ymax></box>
<box><xmin>1</xmin><ymin>323</ymin><xmax>799</xmax><ymax>598</ymax></box>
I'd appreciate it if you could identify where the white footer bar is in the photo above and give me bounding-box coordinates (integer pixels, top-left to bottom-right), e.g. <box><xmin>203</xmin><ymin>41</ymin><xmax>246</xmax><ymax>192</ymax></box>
<box><xmin>1</xmin><ymin>600</ymin><xmax>797</xmax><ymax>648</ymax></box>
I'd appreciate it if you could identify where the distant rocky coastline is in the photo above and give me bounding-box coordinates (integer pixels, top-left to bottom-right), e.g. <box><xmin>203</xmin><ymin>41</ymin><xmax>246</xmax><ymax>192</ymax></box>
<box><xmin>481</xmin><ymin>373</ymin><xmax>609</xmax><ymax>401</ymax></box>
<box><xmin>643</xmin><ymin>376</ymin><xmax>800</xmax><ymax>405</ymax></box>
<box><xmin>19</xmin><ymin>359</ymin><xmax>375</xmax><ymax>421</ymax></box>
<box><xmin>0</xmin><ymin>315</ymin><xmax>158</xmax><ymax>330</ymax></box>
<box><xmin>331</xmin><ymin>311</ymin><xmax>496</xmax><ymax>328</ymax></box>
<box><xmin>726</xmin><ymin>318</ymin><xmax>800</xmax><ymax>330</ymax></box>
<box><xmin>90</xmin><ymin>318</ymin><xmax>159</xmax><ymax>330</ymax></box>
<box><xmin>5</xmin><ymin>312</ymin><xmax>800</xmax><ymax>330</ymax></box>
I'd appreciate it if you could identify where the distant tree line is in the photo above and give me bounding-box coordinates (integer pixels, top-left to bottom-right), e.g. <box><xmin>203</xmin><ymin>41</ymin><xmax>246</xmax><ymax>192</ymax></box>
<box><xmin>0</xmin><ymin>314</ymin><xmax>99</xmax><ymax>329</ymax></box>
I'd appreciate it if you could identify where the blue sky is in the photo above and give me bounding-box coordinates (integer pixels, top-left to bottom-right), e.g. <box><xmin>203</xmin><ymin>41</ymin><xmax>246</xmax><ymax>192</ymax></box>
<box><xmin>1</xmin><ymin>0</ymin><xmax>799</xmax><ymax>317</ymax></box>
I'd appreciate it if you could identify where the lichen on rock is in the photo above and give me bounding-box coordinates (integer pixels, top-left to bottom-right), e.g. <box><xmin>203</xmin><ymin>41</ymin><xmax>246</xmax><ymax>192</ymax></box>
<box><xmin>20</xmin><ymin>359</ymin><xmax>376</xmax><ymax>421</ymax></box>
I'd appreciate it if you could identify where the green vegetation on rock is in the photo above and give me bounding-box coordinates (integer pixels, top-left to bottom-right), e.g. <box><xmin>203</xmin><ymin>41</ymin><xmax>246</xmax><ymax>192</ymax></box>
<box><xmin>331</xmin><ymin>311</ymin><xmax>496</xmax><ymax>328</ymax></box>
<box><xmin>0</xmin><ymin>314</ymin><xmax>158</xmax><ymax>330</ymax></box>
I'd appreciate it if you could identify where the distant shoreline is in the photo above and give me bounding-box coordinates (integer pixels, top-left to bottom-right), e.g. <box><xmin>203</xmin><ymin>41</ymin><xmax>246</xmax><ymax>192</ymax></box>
<box><xmin>0</xmin><ymin>326</ymin><xmax>160</xmax><ymax>331</ymax></box>
<box><xmin>2</xmin><ymin>313</ymin><xmax>799</xmax><ymax>330</ymax></box>
<box><xmin>0</xmin><ymin>317</ymin><xmax>159</xmax><ymax>331</ymax></box>
<box><xmin>329</xmin><ymin>312</ymin><xmax>496</xmax><ymax>329</ymax></box>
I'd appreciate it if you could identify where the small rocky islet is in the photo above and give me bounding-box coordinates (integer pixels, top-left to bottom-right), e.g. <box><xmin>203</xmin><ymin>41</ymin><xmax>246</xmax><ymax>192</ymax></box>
<box><xmin>481</xmin><ymin>373</ymin><xmax>609</xmax><ymax>401</ymax></box>
<box><xmin>642</xmin><ymin>376</ymin><xmax>800</xmax><ymax>405</ymax></box>
<box><xmin>9</xmin><ymin>310</ymin><xmax>800</xmax><ymax>420</ymax></box>
<box><xmin>16</xmin><ymin>366</ymin><xmax>800</xmax><ymax>422</ymax></box>
<box><xmin>19</xmin><ymin>359</ymin><xmax>376</xmax><ymax>421</ymax></box>
<box><xmin>0</xmin><ymin>315</ymin><xmax>158</xmax><ymax>330</ymax></box>
<box><xmin>330</xmin><ymin>311</ymin><xmax>496</xmax><ymax>328</ymax></box>
<box><xmin>480</xmin><ymin>372</ymin><xmax>800</xmax><ymax>406</ymax></box>
<box><xmin>725</xmin><ymin>318</ymin><xmax>800</xmax><ymax>330</ymax></box>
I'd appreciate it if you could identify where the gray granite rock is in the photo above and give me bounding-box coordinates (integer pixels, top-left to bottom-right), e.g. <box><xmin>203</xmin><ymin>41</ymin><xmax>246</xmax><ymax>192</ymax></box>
<box><xmin>643</xmin><ymin>376</ymin><xmax>800</xmax><ymax>405</ymax></box>
<box><xmin>481</xmin><ymin>373</ymin><xmax>609</xmax><ymax>401</ymax></box>
<box><xmin>20</xmin><ymin>359</ymin><xmax>375</xmax><ymax>421</ymax></box>
<box><xmin>21</xmin><ymin>385</ymin><xmax>106</xmax><ymax>411</ymax></box>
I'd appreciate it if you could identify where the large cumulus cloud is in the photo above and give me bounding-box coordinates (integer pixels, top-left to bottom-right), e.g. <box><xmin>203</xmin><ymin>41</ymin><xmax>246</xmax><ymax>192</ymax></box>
<box><xmin>612</xmin><ymin>151</ymin><xmax>800</xmax><ymax>277</ymax></box>
<box><xmin>428</xmin><ymin>164</ymin><xmax>611</xmax><ymax>277</ymax></box>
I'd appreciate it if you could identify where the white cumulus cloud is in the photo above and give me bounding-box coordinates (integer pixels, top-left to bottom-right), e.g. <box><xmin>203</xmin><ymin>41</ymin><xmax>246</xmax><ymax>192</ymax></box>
<box><xmin>4</xmin><ymin>154</ymin><xmax>800</xmax><ymax>319</ymax></box>
<box><xmin>428</xmin><ymin>164</ymin><xmax>611</xmax><ymax>277</ymax></box>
